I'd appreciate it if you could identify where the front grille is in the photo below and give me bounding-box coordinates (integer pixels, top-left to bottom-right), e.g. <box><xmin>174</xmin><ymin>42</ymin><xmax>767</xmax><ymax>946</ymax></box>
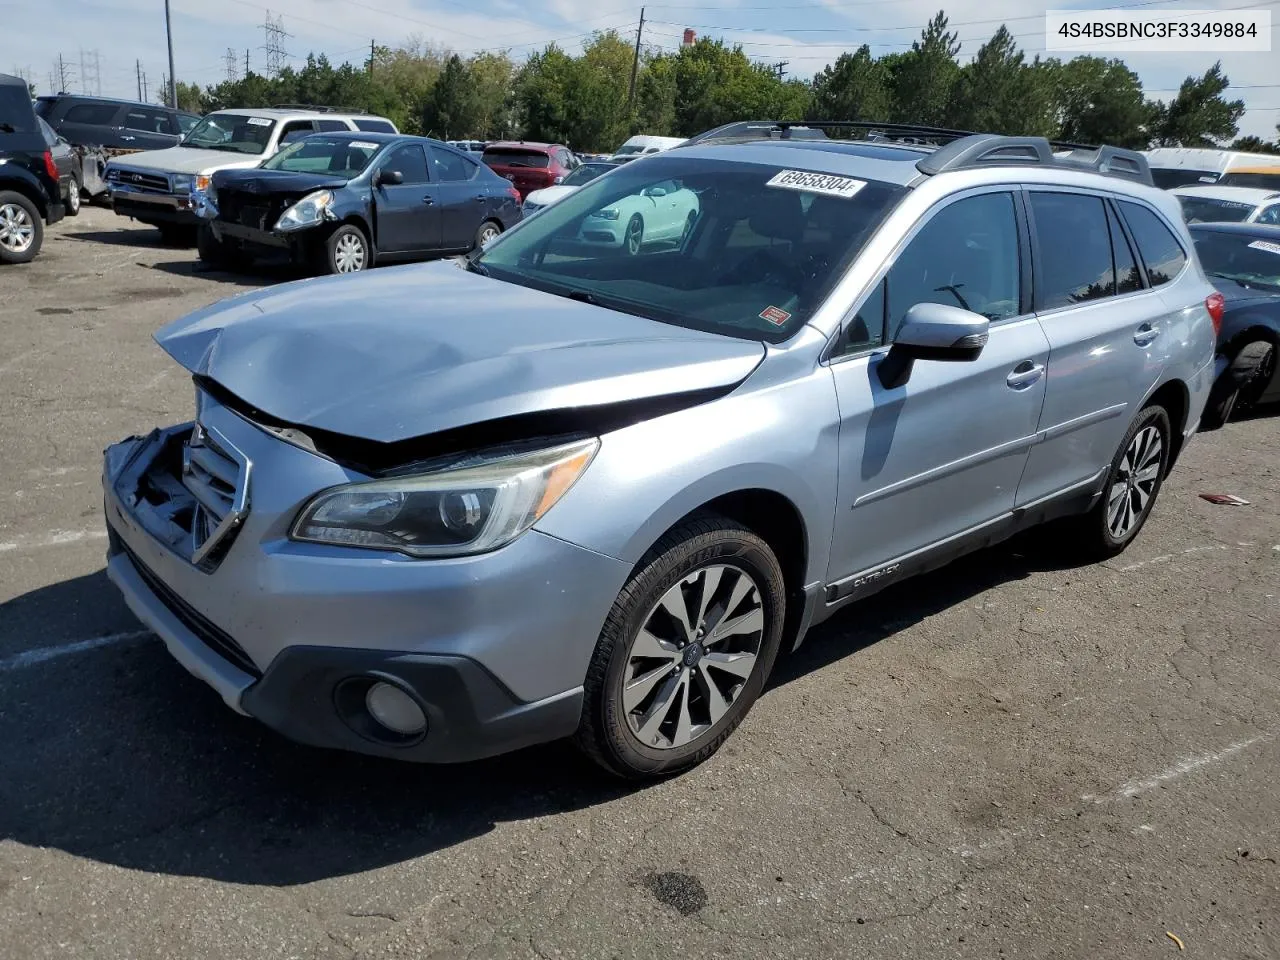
<box><xmin>108</xmin><ymin>168</ymin><xmax>171</xmax><ymax>193</ymax></box>
<box><xmin>237</xmin><ymin>204</ymin><xmax>270</xmax><ymax>230</ymax></box>
<box><xmin>119</xmin><ymin>540</ymin><xmax>262</xmax><ymax>678</ymax></box>
<box><xmin>181</xmin><ymin>422</ymin><xmax>245</xmax><ymax>564</ymax></box>
<box><xmin>216</xmin><ymin>190</ymin><xmax>287</xmax><ymax>231</ymax></box>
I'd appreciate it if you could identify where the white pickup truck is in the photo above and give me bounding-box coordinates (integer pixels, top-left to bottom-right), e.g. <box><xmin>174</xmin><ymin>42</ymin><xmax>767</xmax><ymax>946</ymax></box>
<box><xmin>103</xmin><ymin>107</ymin><xmax>397</xmax><ymax>240</ymax></box>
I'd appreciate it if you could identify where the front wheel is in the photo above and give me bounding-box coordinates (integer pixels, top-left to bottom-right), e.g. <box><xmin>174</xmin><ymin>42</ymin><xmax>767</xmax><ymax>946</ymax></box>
<box><xmin>1069</xmin><ymin>405</ymin><xmax>1171</xmax><ymax>560</ymax></box>
<box><xmin>196</xmin><ymin>225</ymin><xmax>246</xmax><ymax>270</ymax></box>
<box><xmin>575</xmin><ymin>515</ymin><xmax>786</xmax><ymax>779</ymax></box>
<box><xmin>66</xmin><ymin>175</ymin><xmax>82</xmax><ymax>216</ymax></box>
<box><xmin>624</xmin><ymin>213</ymin><xmax>644</xmax><ymax>256</ymax></box>
<box><xmin>323</xmin><ymin>224</ymin><xmax>370</xmax><ymax>275</ymax></box>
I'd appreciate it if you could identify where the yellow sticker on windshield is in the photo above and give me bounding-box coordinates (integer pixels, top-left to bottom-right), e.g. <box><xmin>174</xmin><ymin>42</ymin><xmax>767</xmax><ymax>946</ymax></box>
<box><xmin>766</xmin><ymin>169</ymin><xmax>866</xmax><ymax>199</ymax></box>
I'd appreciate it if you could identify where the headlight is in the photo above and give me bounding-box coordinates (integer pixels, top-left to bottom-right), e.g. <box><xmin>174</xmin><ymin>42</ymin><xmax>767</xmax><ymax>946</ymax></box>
<box><xmin>592</xmin><ymin>208</ymin><xmax>620</xmax><ymax>220</ymax></box>
<box><xmin>290</xmin><ymin>438</ymin><xmax>599</xmax><ymax>557</ymax></box>
<box><xmin>171</xmin><ymin>173</ymin><xmax>194</xmax><ymax>193</ymax></box>
<box><xmin>275</xmin><ymin>189</ymin><xmax>335</xmax><ymax>232</ymax></box>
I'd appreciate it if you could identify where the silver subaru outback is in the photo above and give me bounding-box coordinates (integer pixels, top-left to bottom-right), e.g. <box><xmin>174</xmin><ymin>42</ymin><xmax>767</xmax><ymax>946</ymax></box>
<box><xmin>102</xmin><ymin>123</ymin><xmax>1219</xmax><ymax>779</ymax></box>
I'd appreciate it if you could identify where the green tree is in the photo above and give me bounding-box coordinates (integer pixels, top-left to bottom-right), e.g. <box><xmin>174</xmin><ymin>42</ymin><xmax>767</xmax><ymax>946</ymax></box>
<box><xmin>1047</xmin><ymin>56</ymin><xmax>1153</xmax><ymax>148</ymax></box>
<box><xmin>468</xmin><ymin>52</ymin><xmax>516</xmax><ymax>140</ymax></box>
<box><xmin>421</xmin><ymin>54</ymin><xmax>475</xmax><ymax>139</ymax></box>
<box><xmin>1150</xmin><ymin>62</ymin><xmax>1245</xmax><ymax>147</ymax></box>
<box><xmin>160</xmin><ymin>80</ymin><xmax>204</xmax><ymax>113</ymax></box>
<box><xmin>635</xmin><ymin>53</ymin><xmax>677</xmax><ymax>134</ymax></box>
<box><xmin>1230</xmin><ymin>135</ymin><xmax>1279</xmax><ymax>154</ymax></box>
<box><xmin>951</xmin><ymin>28</ymin><xmax>1054</xmax><ymax>136</ymax></box>
<box><xmin>809</xmin><ymin>45</ymin><xmax>890</xmax><ymax>121</ymax></box>
<box><xmin>889</xmin><ymin>12</ymin><xmax>961</xmax><ymax>126</ymax></box>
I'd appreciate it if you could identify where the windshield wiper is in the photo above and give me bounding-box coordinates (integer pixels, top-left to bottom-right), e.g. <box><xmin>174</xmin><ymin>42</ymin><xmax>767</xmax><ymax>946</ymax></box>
<box><xmin>565</xmin><ymin>289</ymin><xmax>600</xmax><ymax>305</ymax></box>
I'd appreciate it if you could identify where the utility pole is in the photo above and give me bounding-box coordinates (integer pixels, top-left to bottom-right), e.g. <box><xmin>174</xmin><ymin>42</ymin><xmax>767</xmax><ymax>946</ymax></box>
<box><xmin>771</xmin><ymin>61</ymin><xmax>788</xmax><ymax>81</ymax></box>
<box><xmin>245</xmin><ymin>49</ymin><xmax>250</xmax><ymax>76</ymax></box>
<box><xmin>142</xmin><ymin>71</ymin><xmax>148</xmax><ymax>102</ymax></box>
<box><xmin>368</xmin><ymin>39</ymin><xmax>375</xmax><ymax>77</ymax></box>
<box><xmin>164</xmin><ymin>0</ymin><xmax>177</xmax><ymax>107</ymax></box>
<box><xmin>627</xmin><ymin>6</ymin><xmax>645</xmax><ymax>110</ymax></box>
<box><xmin>136</xmin><ymin>59</ymin><xmax>143</xmax><ymax>100</ymax></box>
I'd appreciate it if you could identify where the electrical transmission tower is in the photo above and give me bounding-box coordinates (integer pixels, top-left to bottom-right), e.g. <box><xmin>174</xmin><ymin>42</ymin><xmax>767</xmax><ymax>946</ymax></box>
<box><xmin>262</xmin><ymin>12</ymin><xmax>290</xmax><ymax>77</ymax></box>
<box><xmin>80</xmin><ymin>49</ymin><xmax>101</xmax><ymax>96</ymax></box>
<box><xmin>224</xmin><ymin>47</ymin><xmax>239</xmax><ymax>82</ymax></box>
<box><xmin>52</xmin><ymin>54</ymin><xmax>74</xmax><ymax>94</ymax></box>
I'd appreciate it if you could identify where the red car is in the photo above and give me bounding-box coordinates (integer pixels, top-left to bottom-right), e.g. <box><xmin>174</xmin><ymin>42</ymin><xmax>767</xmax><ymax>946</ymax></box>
<box><xmin>481</xmin><ymin>141</ymin><xmax>578</xmax><ymax>200</ymax></box>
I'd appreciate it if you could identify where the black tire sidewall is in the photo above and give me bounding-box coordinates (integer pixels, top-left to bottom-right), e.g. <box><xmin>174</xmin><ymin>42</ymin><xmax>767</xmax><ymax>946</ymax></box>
<box><xmin>1095</xmin><ymin>405</ymin><xmax>1171</xmax><ymax>550</ymax></box>
<box><xmin>0</xmin><ymin>191</ymin><xmax>43</xmax><ymax>264</ymax></box>
<box><xmin>583</xmin><ymin>519</ymin><xmax>786</xmax><ymax>778</ymax></box>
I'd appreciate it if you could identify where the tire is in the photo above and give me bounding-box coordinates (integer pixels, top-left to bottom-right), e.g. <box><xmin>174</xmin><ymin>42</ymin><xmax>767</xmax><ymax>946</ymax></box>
<box><xmin>65</xmin><ymin>175</ymin><xmax>81</xmax><ymax>216</ymax></box>
<box><xmin>323</xmin><ymin>224</ymin><xmax>370</xmax><ymax>275</ymax></box>
<box><xmin>0</xmin><ymin>191</ymin><xmax>43</xmax><ymax>264</ymax></box>
<box><xmin>1069</xmin><ymin>404</ymin><xmax>1172</xmax><ymax>561</ymax></box>
<box><xmin>624</xmin><ymin>213</ymin><xmax>644</xmax><ymax>256</ymax></box>
<box><xmin>575</xmin><ymin>515</ymin><xmax>786</xmax><ymax>780</ymax></box>
<box><xmin>1200</xmin><ymin>373</ymin><xmax>1239</xmax><ymax>431</ymax></box>
<box><xmin>1233</xmin><ymin>340</ymin><xmax>1276</xmax><ymax>410</ymax></box>
<box><xmin>474</xmin><ymin>219</ymin><xmax>502</xmax><ymax>250</ymax></box>
<box><xmin>196</xmin><ymin>225</ymin><xmax>245</xmax><ymax>269</ymax></box>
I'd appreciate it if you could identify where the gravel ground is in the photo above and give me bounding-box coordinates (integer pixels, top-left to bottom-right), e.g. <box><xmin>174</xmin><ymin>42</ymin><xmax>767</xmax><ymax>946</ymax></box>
<box><xmin>1</xmin><ymin>206</ymin><xmax>1278</xmax><ymax>960</ymax></box>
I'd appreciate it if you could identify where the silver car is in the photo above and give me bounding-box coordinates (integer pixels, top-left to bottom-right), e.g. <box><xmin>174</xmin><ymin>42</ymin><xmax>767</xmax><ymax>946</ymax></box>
<box><xmin>102</xmin><ymin>124</ymin><xmax>1218</xmax><ymax>779</ymax></box>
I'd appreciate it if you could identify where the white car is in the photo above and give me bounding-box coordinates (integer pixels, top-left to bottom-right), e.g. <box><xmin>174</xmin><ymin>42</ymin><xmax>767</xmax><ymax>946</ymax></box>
<box><xmin>1172</xmin><ymin>185</ymin><xmax>1280</xmax><ymax>225</ymax></box>
<box><xmin>522</xmin><ymin>161</ymin><xmax>620</xmax><ymax>216</ymax></box>
<box><xmin>576</xmin><ymin>178</ymin><xmax>700</xmax><ymax>254</ymax></box>
<box><xmin>608</xmin><ymin>134</ymin><xmax>685</xmax><ymax>164</ymax></box>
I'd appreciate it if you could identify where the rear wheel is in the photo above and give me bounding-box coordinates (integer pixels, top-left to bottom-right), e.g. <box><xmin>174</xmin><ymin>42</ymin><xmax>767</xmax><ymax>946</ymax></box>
<box><xmin>66</xmin><ymin>175</ymin><xmax>82</xmax><ymax>216</ymax></box>
<box><xmin>474</xmin><ymin>219</ymin><xmax>502</xmax><ymax>250</ymax></box>
<box><xmin>1201</xmin><ymin>341</ymin><xmax>1276</xmax><ymax>429</ymax></box>
<box><xmin>0</xmin><ymin>191</ymin><xmax>42</xmax><ymax>264</ymax></box>
<box><xmin>575</xmin><ymin>515</ymin><xmax>786</xmax><ymax>779</ymax></box>
<box><xmin>1068</xmin><ymin>405</ymin><xmax>1171</xmax><ymax>560</ymax></box>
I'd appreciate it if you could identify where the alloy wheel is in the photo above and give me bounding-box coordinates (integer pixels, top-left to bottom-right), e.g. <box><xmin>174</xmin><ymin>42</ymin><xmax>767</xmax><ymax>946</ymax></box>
<box><xmin>622</xmin><ymin>563</ymin><xmax>764</xmax><ymax>750</ymax></box>
<box><xmin>1106</xmin><ymin>424</ymin><xmax>1162</xmax><ymax>539</ymax></box>
<box><xmin>625</xmin><ymin>215</ymin><xmax>643</xmax><ymax>255</ymax></box>
<box><xmin>67</xmin><ymin>180</ymin><xmax>81</xmax><ymax>214</ymax></box>
<box><xmin>478</xmin><ymin>224</ymin><xmax>500</xmax><ymax>246</ymax></box>
<box><xmin>333</xmin><ymin>233</ymin><xmax>366</xmax><ymax>273</ymax></box>
<box><xmin>0</xmin><ymin>203</ymin><xmax>35</xmax><ymax>254</ymax></box>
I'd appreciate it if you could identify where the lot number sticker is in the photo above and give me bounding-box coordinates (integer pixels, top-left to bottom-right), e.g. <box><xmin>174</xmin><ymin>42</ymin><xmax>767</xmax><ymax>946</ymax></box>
<box><xmin>766</xmin><ymin>169</ymin><xmax>866</xmax><ymax>199</ymax></box>
<box><xmin>1248</xmin><ymin>240</ymin><xmax>1280</xmax><ymax>256</ymax></box>
<box><xmin>247</xmin><ymin>117</ymin><xmax>272</xmax><ymax>126</ymax></box>
<box><xmin>350</xmin><ymin>141</ymin><xmax>380</xmax><ymax>150</ymax></box>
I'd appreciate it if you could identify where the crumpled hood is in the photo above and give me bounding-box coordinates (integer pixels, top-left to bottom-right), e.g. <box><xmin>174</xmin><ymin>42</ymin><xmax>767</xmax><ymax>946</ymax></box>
<box><xmin>155</xmin><ymin>261</ymin><xmax>766</xmax><ymax>442</ymax></box>
<box><xmin>111</xmin><ymin>146</ymin><xmax>265</xmax><ymax>176</ymax></box>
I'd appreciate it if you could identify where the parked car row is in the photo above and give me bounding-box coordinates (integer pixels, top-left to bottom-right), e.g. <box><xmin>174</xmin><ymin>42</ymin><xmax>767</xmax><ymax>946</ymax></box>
<box><xmin>0</xmin><ymin>73</ymin><xmax>76</xmax><ymax>263</ymax></box>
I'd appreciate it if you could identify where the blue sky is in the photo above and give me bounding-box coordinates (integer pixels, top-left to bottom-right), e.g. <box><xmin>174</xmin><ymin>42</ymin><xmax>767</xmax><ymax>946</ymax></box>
<box><xmin>4</xmin><ymin>0</ymin><xmax>1277</xmax><ymax>138</ymax></box>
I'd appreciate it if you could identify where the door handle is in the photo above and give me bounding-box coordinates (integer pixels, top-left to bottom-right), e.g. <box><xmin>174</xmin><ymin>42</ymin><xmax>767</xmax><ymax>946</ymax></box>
<box><xmin>1006</xmin><ymin>361</ymin><xmax>1045</xmax><ymax>389</ymax></box>
<box><xmin>120</xmin><ymin>135</ymin><xmax>135</xmax><ymax>141</ymax></box>
<box><xmin>422</xmin><ymin>195</ymin><xmax>434</xmax><ymax>205</ymax></box>
<box><xmin>1133</xmin><ymin>323</ymin><xmax>1159</xmax><ymax>346</ymax></box>
<box><xmin>473</xmin><ymin>195</ymin><xmax>486</xmax><ymax>202</ymax></box>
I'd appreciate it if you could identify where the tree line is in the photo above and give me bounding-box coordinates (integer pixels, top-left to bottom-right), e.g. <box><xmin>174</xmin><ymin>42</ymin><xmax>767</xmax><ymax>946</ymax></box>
<box><xmin>170</xmin><ymin>11</ymin><xmax>1280</xmax><ymax>155</ymax></box>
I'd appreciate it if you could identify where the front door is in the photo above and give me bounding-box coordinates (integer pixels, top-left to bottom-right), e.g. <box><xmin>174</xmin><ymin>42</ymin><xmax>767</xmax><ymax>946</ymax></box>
<box><xmin>1015</xmin><ymin>191</ymin><xmax>1170</xmax><ymax>506</ymax></box>
<box><xmin>374</xmin><ymin>142</ymin><xmax>442</xmax><ymax>255</ymax></box>
<box><xmin>826</xmin><ymin>189</ymin><xmax>1051</xmax><ymax>594</ymax></box>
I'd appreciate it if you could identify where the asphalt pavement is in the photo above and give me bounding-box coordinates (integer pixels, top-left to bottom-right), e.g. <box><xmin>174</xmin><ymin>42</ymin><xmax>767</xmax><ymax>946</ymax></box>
<box><xmin>1</xmin><ymin>206</ymin><xmax>1278</xmax><ymax>960</ymax></box>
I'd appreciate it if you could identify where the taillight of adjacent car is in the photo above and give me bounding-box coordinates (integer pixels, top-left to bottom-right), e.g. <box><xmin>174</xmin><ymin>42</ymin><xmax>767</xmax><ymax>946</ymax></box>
<box><xmin>42</xmin><ymin>150</ymin><xmax>58</xmax><ymax>181</ymax></box>
<box><xmin>1206</xmin><ymin>292</ymin><xmax>1225</xmax><ymax>337</ymax></box>
<box><xmin>505</xmin><ymin>184</ymin><xmax>520</xmax><ymax>202</ymax></box>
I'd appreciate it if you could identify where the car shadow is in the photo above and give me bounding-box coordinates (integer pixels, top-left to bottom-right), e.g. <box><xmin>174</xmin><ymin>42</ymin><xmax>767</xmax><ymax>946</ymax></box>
<box><xmin>58</xmin><ymin>226</ymin><xmax>190</xmax><ymax>249</ymax></box>
<box><xmin>0</xmin><ymin>534</ymin><xmax>1073</xmax><ymax>886</ymax></box>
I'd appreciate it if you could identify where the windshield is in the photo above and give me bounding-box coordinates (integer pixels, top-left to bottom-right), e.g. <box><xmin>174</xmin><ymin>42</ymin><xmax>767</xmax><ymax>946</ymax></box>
<box><xmin>483</xmin><ymin>148</ymin><xmax>550</xmax><ymax>169</ymax></box>
<box><xmin>1220</xmin><ymin>172</ymin><xmax>1280</xmax><ymax>190</ymax></box>
<box><xmin>1177</xmin><ymin>195</ymin><xmax>1257</xmax><ymax>223</ymax></box>
<box><xmin>262</xmin><ymin>136</ymin><xmax>380</xmax><ymax>176</ymax></box>
<box><xmin>181</xmin><ymin>113</ymin><xmax>275</xmax><ymax>155</ymax></box>
<box><xmin>475</xmin><ymin>155</ymin><xmax>906</xmax><ymax>343</ymax></box>
<box><xmin>562</xmin><ymin>163</ymin><xmax>613</xmax><ymax>187</ymax></box>
<box><xmin>177</xmin><ymin>114</ymin><xmax>200</xmax><ymax>135</ymax></box>
<box><xmin>1192</xmin><ymin>230</ymin><xmax>1280</xmax><ymax>291</ymax></box>
<box><xmin>1152</xmin><ymin>168</ymin><xmax>1219</xmax><ymax>189</ymax></box>
<box><xmin>612</xmin><ymin>144</ymin><xmax>646</xmax><ymax>157</ymax></box>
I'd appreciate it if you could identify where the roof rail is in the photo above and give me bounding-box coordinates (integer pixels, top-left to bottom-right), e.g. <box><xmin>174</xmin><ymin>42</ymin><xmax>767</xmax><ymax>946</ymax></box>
<box><xmin>270</xmin><ymin>103</ymin><xmax>367</xmax><ymax>114</ymax></box>
<box><xmin>917</xmin><ymin>134</ymin><xmax>1153</xmax><ymax>185</ymax></box>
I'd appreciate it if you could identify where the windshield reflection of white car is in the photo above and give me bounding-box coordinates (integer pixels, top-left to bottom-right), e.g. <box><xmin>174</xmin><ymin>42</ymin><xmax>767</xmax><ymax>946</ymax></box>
<box><xmin>578</xmin><ymin>182</ymin><xmax>699</xmax><ymax>254</ymax></box>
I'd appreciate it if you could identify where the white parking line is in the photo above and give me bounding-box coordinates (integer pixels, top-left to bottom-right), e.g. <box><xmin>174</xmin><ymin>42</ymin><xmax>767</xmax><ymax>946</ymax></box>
<box><xmin>0</xmin><ymin>529</ymin><xmax>107</xmax><ymax>553</ymax></box>
<box><xmin>1083</xmin><ymin>733</ymin><xmax>1273</xmax><ymax>804</ymax></box>
<box><xmin>0</xmin><ymin>630</ymin><xmax>152</xmax><ymax>672</ymax></box>
<box><xmin>1114</xmin><ymin>543</ymin><xmax>1229</xmax><ymax>572</ymax></box>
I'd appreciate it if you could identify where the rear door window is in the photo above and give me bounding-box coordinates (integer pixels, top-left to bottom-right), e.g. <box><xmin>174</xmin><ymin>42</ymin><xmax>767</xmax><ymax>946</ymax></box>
<box><xmin>428</xmin><ymin>146</ymin><xmax>476</xmax><ymax>182</ymax></box>
<box><xmin>1117</xmin><ymin>201</ymin><xmax>1188</xmax><ymax>287</ymax></box>
<box><xmin>354</xmin><ymin>118</ymin><xmax>396</xmax><ymax>133</ymax></box>
<box><xmin>278</xmin><ymin>121</ymin><xmax>317</xmax><ymax>145</ymax></box>
<box><xmin>1030</xmin><ymin>192</ymin><xmax>1123</xmax><ymax>309</ymax></box>
<box><xmin>124</xmin><ymin>107</ymin><xmax>174</xmax><ymax>134</ymax></box>
<box><xmin>316</xmin><ymin>119</ymin><xmax>349</xmax><ymax>132</ymax></box>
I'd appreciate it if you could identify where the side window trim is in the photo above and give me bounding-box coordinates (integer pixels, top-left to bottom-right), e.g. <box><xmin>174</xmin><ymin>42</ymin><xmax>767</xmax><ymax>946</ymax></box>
<box><xmin>1103</xmin><ymin>196</ymin><xmax>1150</xmax><ymax>291</ymax></box>
<box><xmin>1113</xmin><ymin>198</ymin><xmax>1191</xmax><ymax>290</ymax></box>
<box><xmin>824</xmin><ymin>185</ymin><xmax>1029</xmax><ymax>366</ymax></box>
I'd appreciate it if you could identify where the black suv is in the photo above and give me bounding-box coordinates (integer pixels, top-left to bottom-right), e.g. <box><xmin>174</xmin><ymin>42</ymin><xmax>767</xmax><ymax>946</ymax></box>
<box><xmin>34</xmin><ymin>94</ymin><xmax>200</xmax><ymax>153</ymax></box>
<box><xmin>0</xmin><ymin>73</ymin><xmax>65</xmax><ymax>264</ymax></box>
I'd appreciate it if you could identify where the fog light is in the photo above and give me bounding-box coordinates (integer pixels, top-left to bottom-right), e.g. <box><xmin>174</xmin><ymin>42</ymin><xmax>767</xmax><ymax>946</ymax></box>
<box><xmin>365</xmin><ymin>682</ymin><xmax>427</xmax><ymax>735</ymax></box>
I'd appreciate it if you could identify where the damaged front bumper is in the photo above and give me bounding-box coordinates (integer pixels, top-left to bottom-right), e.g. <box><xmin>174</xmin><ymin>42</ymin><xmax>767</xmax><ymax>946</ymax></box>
<box><xmin>100</xmin><ymin>394</ymin><xmax>630</xmax><ymax>761</ymax></box>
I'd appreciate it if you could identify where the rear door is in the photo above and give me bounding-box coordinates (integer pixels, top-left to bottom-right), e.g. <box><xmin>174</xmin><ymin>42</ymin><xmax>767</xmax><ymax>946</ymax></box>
<box><xmin>373</xmin><ymin>142</ymin><xmax>442</xmax><ymax>254</ymax></box>
<box><xmin>427</xmin><ymin>145</ymin><xmax>486</xmax><ymax>249</ymax></box>
<box><xmin>56</xmin><ymin>101</ymin><xmax>126</xmax><ymax>148</ymax></box>
<box><xmin>1016</xmin><ymin>190</ymin><xmax>1166</xmax><ymax>506</ymax></box>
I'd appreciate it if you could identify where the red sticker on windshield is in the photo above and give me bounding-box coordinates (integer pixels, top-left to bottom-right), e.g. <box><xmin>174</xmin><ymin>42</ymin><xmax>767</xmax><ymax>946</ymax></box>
<box><xmin>759</xmin><ymin>306</ymin><xmax>791</xmax><ymax>326</ymax></box>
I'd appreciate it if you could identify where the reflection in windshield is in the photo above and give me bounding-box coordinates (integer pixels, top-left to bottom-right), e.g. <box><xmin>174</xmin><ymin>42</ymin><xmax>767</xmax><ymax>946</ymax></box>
<box><xmin>1178</xmin><ymin>196</ymin><xmax>1256</xmax><ymax>223</ymax></box>
<box><xmin>181</xmin><ymin>114</ymin><xmax>275</xmax><ymax>155</ymax></box>
<box><xmin>562</xmin><ymin>163</ymin><xmax>615</xmax><ymax>187</ymax></box>
<box><xmin>263</xmin><ymin>137</ymin><xmax>380</xmax><ymax>176</ymax></box>
<box><xmin>1193</xmin><ymin>231</ymin><xmax>1280</xmax><ymax>291</ymax></box>
<box><xmin>477</xmin><ymin>155</ymin><xmax>905</xmax><ymax>343</ymax></box>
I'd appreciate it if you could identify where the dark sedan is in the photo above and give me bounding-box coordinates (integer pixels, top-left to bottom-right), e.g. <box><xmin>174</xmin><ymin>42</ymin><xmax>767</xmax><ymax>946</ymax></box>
<box><xmin>198</xmin><ymin>132</ymin><xmax>523</xmax><ymax>275</ymax></box>
<box><xmin>1190</xmin><ymin>222</ymin><xmax>1280</xmax><ymax>427</ymax></box>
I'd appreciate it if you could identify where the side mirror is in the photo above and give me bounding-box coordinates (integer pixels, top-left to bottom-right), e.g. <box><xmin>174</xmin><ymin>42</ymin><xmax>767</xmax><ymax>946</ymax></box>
<box><xmin>377</xmin><ymin>169</ymin><xmax>403</xmax><ymax>187</ymax></box>
<box><xmin>644</xmin><ymin>186</ymin><xmax>668</xmax><ymax>198</ymax></box>
<box><xmin>876</xmin><ymin>302</ymin><xmax>990</xmax><ymax>390</ymax></box>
